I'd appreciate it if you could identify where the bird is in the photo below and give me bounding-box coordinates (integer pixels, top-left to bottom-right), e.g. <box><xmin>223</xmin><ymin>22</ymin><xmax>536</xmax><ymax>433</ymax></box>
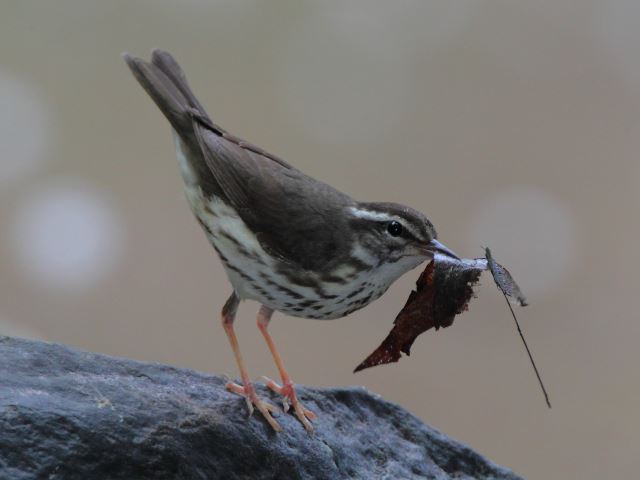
<box><xmin>123</xmin><ymin>49</ymin><xmax>458</xmax><ymax>432</ymax></box>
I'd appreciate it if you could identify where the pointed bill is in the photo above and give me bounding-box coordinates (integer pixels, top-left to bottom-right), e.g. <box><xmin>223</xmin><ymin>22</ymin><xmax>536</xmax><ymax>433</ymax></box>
<box><xmin>428</xmin><ymin>239</ymin><xmax>460</xmax><ymax>260</ymax></box>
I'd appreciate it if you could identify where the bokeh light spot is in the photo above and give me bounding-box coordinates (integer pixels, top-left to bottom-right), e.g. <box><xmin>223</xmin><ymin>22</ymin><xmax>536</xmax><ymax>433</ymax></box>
<box><xmin>10</xmin><ymin>179</ymin><xmax>125</xmax><ymax>292</ymax></box>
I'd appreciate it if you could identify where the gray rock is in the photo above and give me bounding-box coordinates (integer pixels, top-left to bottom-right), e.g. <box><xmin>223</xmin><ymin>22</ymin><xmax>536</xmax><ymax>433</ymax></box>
<box><xmin>0</xmin><ymin>336</ymin><xmax>521</xmax><ymax>480</ymax></box>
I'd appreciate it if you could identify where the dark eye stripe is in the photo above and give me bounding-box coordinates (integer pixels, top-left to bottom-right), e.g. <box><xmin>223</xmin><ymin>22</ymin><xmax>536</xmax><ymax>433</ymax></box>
<box><xmin>377</xmin><ymin>219</ymin><xmax>422</xmax><ymax>242</ymax></box>
<box><xmin>394</xmin><ymin>219</ymin><xmax>425</xmax><ymax>243</ymax></box>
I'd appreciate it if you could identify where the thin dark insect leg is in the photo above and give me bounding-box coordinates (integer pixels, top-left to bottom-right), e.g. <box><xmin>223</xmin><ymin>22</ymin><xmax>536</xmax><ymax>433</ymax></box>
<box><xmin>503</xmin><ymin>294</ymin><xmax>552</xmax><ymax>409</ymax></box>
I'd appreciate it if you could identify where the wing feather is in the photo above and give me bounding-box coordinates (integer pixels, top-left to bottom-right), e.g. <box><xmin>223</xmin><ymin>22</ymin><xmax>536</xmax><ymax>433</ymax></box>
<box><xmin>192</xmin><ymin>117</ymin><xmax>355</xmax><ymax>270</ymax></box>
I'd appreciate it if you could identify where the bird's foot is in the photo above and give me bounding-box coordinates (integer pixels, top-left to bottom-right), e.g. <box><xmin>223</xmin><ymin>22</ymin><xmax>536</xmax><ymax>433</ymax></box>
<box><xmin>261</xmin><ymin>376</ymin><xmax>316</xmax><ymax>431</ymax></box>
<box><xmin>225</xmin><ymin>381</ymin><xmax>282</xmax><ymax>431</ymax></box>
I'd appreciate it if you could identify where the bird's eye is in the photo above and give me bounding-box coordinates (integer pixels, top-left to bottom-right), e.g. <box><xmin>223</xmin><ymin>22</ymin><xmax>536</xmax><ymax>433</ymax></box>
<box><xmin>387</xmin><ymin>221</ymin><xmax>403</xmax><ymax>237</ymax></box>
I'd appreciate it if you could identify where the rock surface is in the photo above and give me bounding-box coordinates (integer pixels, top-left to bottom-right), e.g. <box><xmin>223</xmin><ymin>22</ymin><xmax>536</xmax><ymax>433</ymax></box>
<box><xmin>0</xmin><ymin>336</ymin><xmax>521</xmax><ymax>479</ymax></box>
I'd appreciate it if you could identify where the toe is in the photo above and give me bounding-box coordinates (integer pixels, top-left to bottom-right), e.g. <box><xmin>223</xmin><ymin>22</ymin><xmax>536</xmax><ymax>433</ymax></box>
<box><xmin>261</xmin><ymin>400</ymin><xmax>280</xmax><ymax>414</ymax></box>
<box><xmin>255</xmin><ymin>401</ymin><xmax>282</xmax><ymax>431</ymax></box>
<box><xmin>259</xmin><ymin>377</ymin><xmax>316</xmax><ymax>430</ymax></box>
<box><xmin>261</xmin><ymin>376</ymin><xmax>284</xmax><ymax>394</ymax></box>
<box><xmin>294</xmin><ymin>404</ymin><xmax>314</xmax><ymax>431</ymax></box>
<box><xmin>225</xmin><ymin>380</ymin><xmax>283</xmax><ymax>431</ymax></box>
<box><xmin>225</xmin><ymin>381</ymin><xmax>246</xmax><ymax>395</ymax></box>
<box><xmin>303</xmin><ymin>407</ymin><xmax>317</xmax><ymax>420</ymax></box>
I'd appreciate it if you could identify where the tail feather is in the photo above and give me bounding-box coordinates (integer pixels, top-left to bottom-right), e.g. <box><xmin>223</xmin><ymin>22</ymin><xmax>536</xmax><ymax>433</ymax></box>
<box><xmin>123</xmin><ymin>49</ymin><xmax>292</xmax><ymax>172</ymax></box>
<box><xmin>150</xmin><ymin>49</ymin><xmax>210</xmax><ymax>121</ymax></box>
<box><xmin>122</xmin><ymin>51</ymin><xmax>201</xmax><ymax>134</ymax></box>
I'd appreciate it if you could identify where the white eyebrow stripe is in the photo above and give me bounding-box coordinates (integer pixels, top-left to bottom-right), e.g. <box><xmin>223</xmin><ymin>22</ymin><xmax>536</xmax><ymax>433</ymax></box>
<box><xmin>349</xmin><ymin>207</ymin><xmax>392</xmax><ymax>221</ymax></box>
<box><xmin>348</xmin><ymin>207</ymin><xmax>425</xmax><ymax>241</ymax></box>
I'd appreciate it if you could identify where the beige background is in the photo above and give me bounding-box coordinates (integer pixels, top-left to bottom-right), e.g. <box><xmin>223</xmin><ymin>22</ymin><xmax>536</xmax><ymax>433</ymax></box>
<box><xmin>2</xmin><ymin>1</ymin><xmax>639</xmax><ymax>478</ymax></box>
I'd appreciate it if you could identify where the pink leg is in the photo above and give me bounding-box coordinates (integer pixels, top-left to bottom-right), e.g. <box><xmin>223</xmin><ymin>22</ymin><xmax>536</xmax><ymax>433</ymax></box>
<box><xmin>221</xmin><ymin>293</ymin><xmax>281</xmax><ymax>431</ymax></box>
<box><xmin>257</xmin><ymin>305</ymin><xmax>316</xmax><ymax>431</ymax></box>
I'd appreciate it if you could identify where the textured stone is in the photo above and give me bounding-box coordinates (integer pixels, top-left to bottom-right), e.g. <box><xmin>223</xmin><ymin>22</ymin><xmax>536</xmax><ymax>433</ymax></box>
<box><xmin>0</xmin><ymin>337</ymin><xmax>521</xmax><ymax>479</ymax></box>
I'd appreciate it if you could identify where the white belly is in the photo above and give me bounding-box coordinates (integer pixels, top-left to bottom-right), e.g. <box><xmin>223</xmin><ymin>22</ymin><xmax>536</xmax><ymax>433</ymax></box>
<box><xmin>174</xmin><ymin>133</ymin><xmax>415</xmax><ymax>319</ymax></box>
<box><xmin>182</xmin><ymin>186</ymin><xmax>391</xmax><ymax>318</ymax></box>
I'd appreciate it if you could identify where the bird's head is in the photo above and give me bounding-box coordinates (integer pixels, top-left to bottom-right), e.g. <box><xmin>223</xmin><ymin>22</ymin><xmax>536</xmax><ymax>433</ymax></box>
<box><xmin>347</xmin><ymin>201</ymin><xmax>458</xmax><ymax>282</ymax></box>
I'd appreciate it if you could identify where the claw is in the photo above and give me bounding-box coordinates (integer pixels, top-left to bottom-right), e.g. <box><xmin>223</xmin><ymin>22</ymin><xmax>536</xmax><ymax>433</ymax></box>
<box><xmin>260</xmin><ymin>376</ymin><xmax>316</xmax><ymax>431</ymax></box>
<box><xmin>226</xmin><ymin>381</ymin><xmax>282</xmax><ymax>431</ymax></box>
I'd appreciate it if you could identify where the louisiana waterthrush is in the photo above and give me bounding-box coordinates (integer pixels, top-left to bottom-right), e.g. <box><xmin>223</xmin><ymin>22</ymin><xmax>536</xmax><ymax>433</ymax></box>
<box><xmin>123</xmin><ymin>50</ymin><xmax>458</xmax><ymax>431</ymax></box>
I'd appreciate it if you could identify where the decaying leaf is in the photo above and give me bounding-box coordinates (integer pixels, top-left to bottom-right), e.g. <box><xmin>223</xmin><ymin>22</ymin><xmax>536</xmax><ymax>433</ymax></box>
<box><xmin>354</xmin><ymin>250</ymin><xmax>524</xmax><ymax>372</ymax></box>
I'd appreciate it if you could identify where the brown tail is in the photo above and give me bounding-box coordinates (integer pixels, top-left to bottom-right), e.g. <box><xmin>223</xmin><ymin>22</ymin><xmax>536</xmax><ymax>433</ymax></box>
<box><xmin>122</xmin><ymin>49</ymin><xmax>211</xmax><ymax>135</ymax></box>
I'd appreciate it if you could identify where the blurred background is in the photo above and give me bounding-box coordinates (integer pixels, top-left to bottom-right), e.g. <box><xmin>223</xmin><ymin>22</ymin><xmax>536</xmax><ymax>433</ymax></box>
<box><xmin>1</xmin><ymin>1</ymin><xmax>639</xmax><ymax>478</ymax></box>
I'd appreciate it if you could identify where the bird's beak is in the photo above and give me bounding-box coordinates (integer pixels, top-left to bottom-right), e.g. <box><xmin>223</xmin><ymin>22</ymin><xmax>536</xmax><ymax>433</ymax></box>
<box><xmin>427</xmin><ymin>239</ymin><xmax>460</xmax><ymax>260</ymax></box>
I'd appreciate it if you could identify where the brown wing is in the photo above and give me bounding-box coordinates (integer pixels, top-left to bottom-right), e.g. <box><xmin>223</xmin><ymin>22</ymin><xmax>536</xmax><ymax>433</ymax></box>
<box><xmin>192</xmin><ymin>116</ymin><xmax>356</xmax><ymax>271</ymax></box>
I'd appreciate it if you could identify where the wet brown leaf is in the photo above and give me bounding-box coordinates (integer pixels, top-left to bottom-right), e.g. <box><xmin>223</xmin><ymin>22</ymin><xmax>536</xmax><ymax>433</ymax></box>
<box><xmin>354</xmin><ymin>251</ymin><xmax>525</xmax><ymax>372</ymax></box>
<box><xmin>354</xmin><ymin>255</ymin><xmax>485</xmax><ymax>372</ymax></box>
